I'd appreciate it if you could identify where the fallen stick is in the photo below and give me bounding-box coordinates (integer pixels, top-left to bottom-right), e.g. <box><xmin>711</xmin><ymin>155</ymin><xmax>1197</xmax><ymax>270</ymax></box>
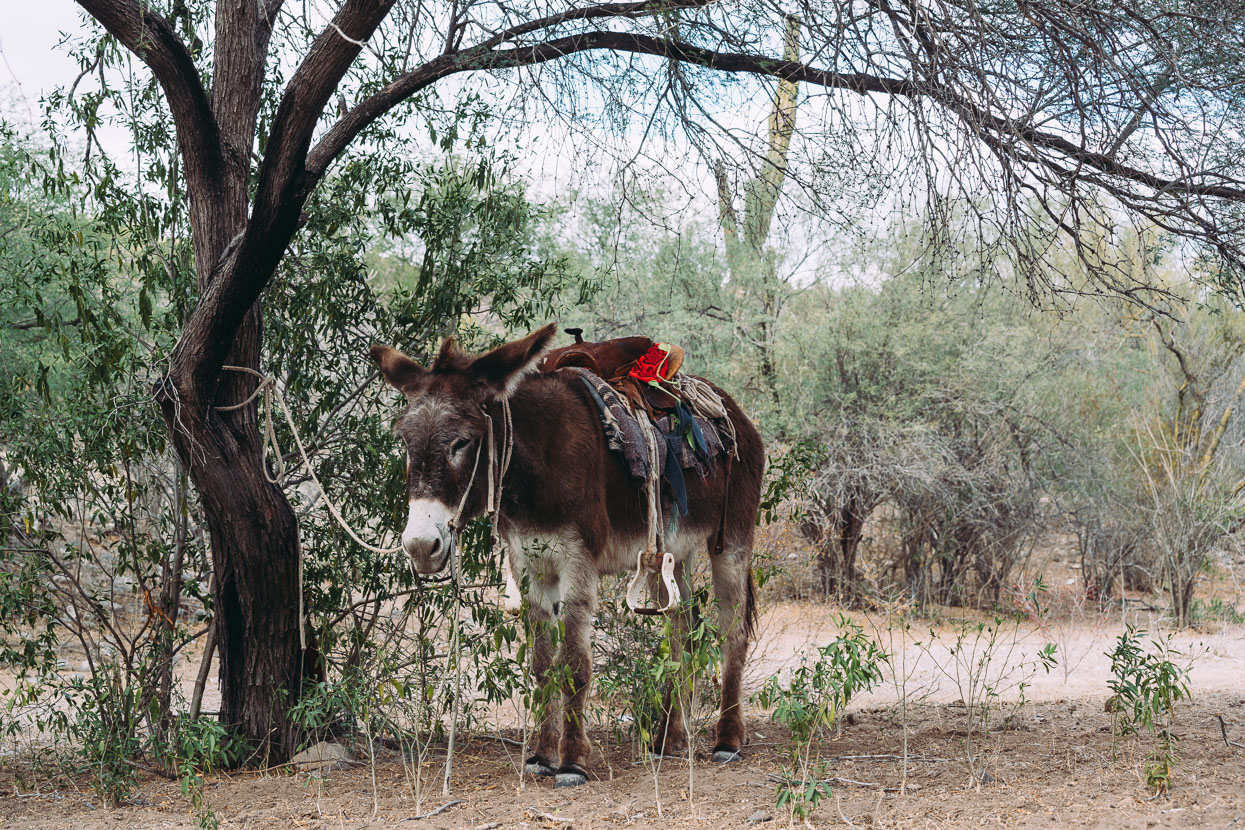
<box><xmin>401</xmin><ymin>800</ymin><xmax>464</xmax><ymax>821</ymax></box>
<box><xmin>830</xmin><ymin>754</ymin><xmax>947</xmax><ymax>763</ymax></box>
<box><xmin>766</xmin><ymin>772</ymin><xmax>899</xmax><ymax>793</ymax></box>
<box><xmin>1218</xmin><ymin>714</ymin><xmax>1245</xmax><ymax>750</ymax></box>
<box><xmin>525</xmin><ymin>807</ymin><xmax>574</xmax><ymax>824</ymax></box>
<box><xmin>483</xmin><ymin>734</ymin><xmax>524</xmax><ymax>748</ymax></box>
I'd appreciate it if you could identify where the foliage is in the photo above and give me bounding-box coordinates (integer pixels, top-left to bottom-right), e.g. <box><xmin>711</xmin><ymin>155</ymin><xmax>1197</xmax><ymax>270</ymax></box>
<box><xmin>592</xmin><ymin>583</ymin><xmax>721</xmax><ymax>758</ymax></box>
<box><xmin>1106</xmin><ymin>626</ymin><xmax>1194</xmax><ymax>794</ymax></box>
<box><xmin>752</xmin><ymin>616</ymin><xmax>884</xmax><ymax>820</ymax></box>
<box><xmin>0</xmin><ymin>105</ymin><xmax>572</xmax><ymax>805</ymax></box>
<box><xmin>917</xmin><ymin>593</ymin><xmax>1058</xmax><ymax>783</ymax></box>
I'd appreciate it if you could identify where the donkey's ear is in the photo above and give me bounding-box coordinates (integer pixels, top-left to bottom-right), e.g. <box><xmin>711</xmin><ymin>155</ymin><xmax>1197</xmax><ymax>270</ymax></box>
<box><xmin>469</xmin><ymin>323</ymin><xmax>558</xmax><ymax>399</ymax></box>
<box><xmin>370</xmin><ymin>344</ymin><xmax>425</xmax><ymax>392</ymax></box>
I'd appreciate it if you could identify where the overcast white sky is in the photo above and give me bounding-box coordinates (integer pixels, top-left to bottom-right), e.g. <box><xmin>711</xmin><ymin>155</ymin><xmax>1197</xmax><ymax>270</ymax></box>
<box><xmin>1</xmin><ymin>6</ymin><xmax>88</xmax><ymax>115</ymax></box>
<box><xmin>0</xmin><ymin>5</ymin><xmax>720</xmax><ymax>200</ymax></box>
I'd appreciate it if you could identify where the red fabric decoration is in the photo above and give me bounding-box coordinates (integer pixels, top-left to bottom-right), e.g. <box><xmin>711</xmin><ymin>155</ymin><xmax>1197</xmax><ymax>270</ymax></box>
<box><xmin>629</xmin><ymin>344</ymin><xmax>674</xmax><ymax>383</ymax></box>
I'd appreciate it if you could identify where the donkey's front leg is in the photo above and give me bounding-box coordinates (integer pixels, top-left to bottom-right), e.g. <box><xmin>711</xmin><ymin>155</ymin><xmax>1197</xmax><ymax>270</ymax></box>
<box><xmin>523</xmin><ymin>601</ymin><xmax>560</xmax><ymax>778</ymax></box>
<box><xmin>554</xmin><ymin>561</ymin><xmax>598</xmax><ymax>787</ymax></box>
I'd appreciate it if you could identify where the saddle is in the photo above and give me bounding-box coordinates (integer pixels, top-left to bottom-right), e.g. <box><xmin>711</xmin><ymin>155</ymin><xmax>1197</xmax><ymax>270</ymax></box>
<box><xmin>542</xmin><ymin>331</ymin><xmax>684</xmax><ymax>413</ymax></box>
<box><xmin>541</xmin><ymin>328</ymin><xmax>728</xmax><ymax>615</ymax></box>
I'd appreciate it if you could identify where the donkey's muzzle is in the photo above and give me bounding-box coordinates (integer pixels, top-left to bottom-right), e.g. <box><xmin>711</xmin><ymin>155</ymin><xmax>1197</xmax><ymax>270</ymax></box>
<box><xmin>402</xmin><ymin>498</ymin><xmax>453</xmax><ymax>573</ymax></box>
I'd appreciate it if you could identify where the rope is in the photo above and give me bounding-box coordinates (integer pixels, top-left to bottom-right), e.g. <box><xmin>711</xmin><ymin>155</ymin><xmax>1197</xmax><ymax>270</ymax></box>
<box><xmin>215</xmin><ymin>366</ymin><xmax>514</xmax><ymax>796</ymax></box>
<box><xmin>674</xmin><ymin>373</ymin><xmax>737</xmax><ymax>455</ymax></box>
<box><xmin>639</xmin><ymin>415</ymin><xmax>663</xmax><ymax>554</ymax></box>
<box><xmin>218</xmin><ymin>366</ymin><xmax>405</xmax><ymax>652</ymax></box>
<box><xmin>219</xmin><ymin>366</ymin><xmax>403</xmax><ymax>555</ymax></box>
<box><xmin>440</xmin><ymin>397</ymin><xmax>510</xmax><ymax>797</ymax></box>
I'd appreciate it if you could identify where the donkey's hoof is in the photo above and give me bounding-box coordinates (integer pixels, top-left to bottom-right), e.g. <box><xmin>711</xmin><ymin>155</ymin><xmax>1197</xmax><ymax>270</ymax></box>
<box><xmin>524</xmin><ymin>755</ymin><xmax>556</xmax><ymax>777</ymax></box>
<box><xmin>554</xmin><ymin>764</ymin><xmax>589</xmax><ymax>788</ymax></box>
<box><xmin>646</xmin><ymin>748</ymin><xmax>688</xmax><ymax>763</ymax></box>
<box><xmin>712</xmin><ymin>748</ymin><xmax>742</xmax><ymax>764</ymax></box>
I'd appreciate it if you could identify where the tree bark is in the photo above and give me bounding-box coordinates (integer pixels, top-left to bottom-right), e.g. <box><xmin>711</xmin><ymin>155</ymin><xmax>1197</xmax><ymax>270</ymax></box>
<box><xmin>192</xmin><ymin>428</ymin><xmax>305</xmax><ymax>760</ymax></box>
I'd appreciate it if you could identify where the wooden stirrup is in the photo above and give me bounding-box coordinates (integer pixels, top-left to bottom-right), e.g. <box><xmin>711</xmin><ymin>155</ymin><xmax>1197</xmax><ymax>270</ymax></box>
<box><xmin>626</xmin><ymin>549</ymin><xmax>681</xmax><ymax>615</ymax></box>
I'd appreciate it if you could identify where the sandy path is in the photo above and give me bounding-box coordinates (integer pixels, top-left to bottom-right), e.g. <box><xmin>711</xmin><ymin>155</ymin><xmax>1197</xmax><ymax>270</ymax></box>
<box><xmin>748</xmin><ymin>601</ymin><xmax>1245</xmax><ymax>707</ymax></box>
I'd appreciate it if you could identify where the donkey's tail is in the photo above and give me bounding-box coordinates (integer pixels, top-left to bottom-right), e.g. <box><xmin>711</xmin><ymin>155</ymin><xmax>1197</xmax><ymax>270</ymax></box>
<box><xmin>744</xmin><ymin>565</ymin><xmax>758</xmax><ymax>641</ymax></box>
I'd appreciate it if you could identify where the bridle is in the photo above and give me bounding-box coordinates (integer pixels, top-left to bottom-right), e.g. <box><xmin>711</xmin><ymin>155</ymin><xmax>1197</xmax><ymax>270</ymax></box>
<box><xmin>443</xmin><ymin>396</ymin><xmax>513</xmax><ymax>589</ymax></box>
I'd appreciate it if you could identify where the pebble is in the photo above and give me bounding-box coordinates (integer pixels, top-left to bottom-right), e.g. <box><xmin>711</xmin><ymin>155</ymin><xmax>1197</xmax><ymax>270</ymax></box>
<box><xmin>746</xmin><ymin>810</ymin><xmax>772</xmax><ymax>824</ymax></box>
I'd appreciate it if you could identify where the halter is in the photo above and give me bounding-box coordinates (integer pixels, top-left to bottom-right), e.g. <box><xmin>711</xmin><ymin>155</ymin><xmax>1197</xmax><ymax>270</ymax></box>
<box><xmin>445</xmin><ymin>396</ymin><xmax>513</xmax><ymax>587</ymax></box>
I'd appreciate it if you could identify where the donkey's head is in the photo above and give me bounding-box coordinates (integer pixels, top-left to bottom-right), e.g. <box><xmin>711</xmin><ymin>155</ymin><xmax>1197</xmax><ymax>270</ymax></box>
<box><xmin>371</xmin><ymin>323</ymin><xmax>557</xmax><ymax>573</ymax></box>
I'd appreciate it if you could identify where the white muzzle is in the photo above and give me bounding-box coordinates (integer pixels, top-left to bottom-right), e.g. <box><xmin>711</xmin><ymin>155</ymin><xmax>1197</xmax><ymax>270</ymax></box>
<box><xmin>402</xmin><ymin>498</ymin><xmax>454</xmax><ymax>573</ymax></box>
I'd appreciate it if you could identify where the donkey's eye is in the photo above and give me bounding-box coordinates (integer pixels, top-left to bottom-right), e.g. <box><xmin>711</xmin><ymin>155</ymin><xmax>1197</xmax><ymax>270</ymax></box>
<box><xmin>450</xmin><ymin>437</ymin><xmax>471</xmax><ymax>457</ymax></box>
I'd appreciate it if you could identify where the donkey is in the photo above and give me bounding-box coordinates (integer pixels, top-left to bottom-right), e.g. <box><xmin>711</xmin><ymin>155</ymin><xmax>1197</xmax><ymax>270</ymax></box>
<box><xmin>371</xmin><ymin>323</ymin><xmax>764</xmax><ymax>787</ymax></box>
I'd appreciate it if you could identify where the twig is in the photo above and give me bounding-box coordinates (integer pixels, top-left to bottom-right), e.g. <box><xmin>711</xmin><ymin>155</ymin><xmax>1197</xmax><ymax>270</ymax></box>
<box><xmin>401</xmin><ymin>800</ymin><xmax>463</xmax><ymax>821</ymax></box>
<box><xmin>121</xmin><ymin>758</ymin><xmax>177</xmax><ymax>780</ymax></box>
<box><xmin>1218</xmin><ymin>714</ymin><xmax>1245</xmax><ymax>749</ymax></box>
<box><xmin>470</xmin><ymin>824</ymin><xmax>503</xmax><ymax>830</ymax></box>
<box><xmin>766</xmin><ymin>772</ymin><xmax>898</xmax><ymax>793</ymax></box>
<box><xmin>483</xmin><ymin>733</ymin><xmax>524</xmax><ymax>748</ymax></box>
<box><xmin>190</xmin><ymin>626</ymin><xmax>216</xmax><ymax>720</ymax></box>
<box><xmin>525</xmin><ymin>807</ymin><xmax>574</xmax><ymax>823</ymax></box>
<box><xmin>835</xmin><ymin>793</ymin><xmax>858</xmax><ymax>828</ymax></box>
<box><xmin>830</xmin><ymin>754</ymin><xmax>947</xmax><ymax>763</ymax></box>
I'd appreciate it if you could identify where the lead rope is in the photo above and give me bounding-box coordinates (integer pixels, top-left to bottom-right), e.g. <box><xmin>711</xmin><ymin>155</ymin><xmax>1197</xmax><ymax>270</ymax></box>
<box><xmin>216</xmin><ymin>367</ymin><xmax>511</xmax><ymax>792</ymax></box>
<box><xmin>217</xmin><ymin>366</ymin><xmax>405</xmax><ymax>653</ymax></box>
<box><xmin>441</xmin><ymin>397</ymin><xmax>511</xmax><ymax>796</ymax></box>
<box><xmin>217</xmin><ymin>366</ymin><xmax>404</xmax><ymax>555</ymax></box>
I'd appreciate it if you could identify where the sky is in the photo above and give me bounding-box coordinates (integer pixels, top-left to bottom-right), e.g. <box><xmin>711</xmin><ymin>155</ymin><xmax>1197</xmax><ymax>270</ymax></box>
<box><xmin>0</xmin><ymin>5</ymin><xmax>88</xmax><ymax>119</ymax></box>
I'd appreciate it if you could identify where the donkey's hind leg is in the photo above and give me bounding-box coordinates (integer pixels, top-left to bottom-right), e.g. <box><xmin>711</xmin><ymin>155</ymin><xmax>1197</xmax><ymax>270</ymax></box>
<box><xmin>554</xmin><ymin>554</ymin><xmax>599</xmax><ymax>787</ymax></box>
<box><xmin>708</xmin><ymin>540</ymin><xmax>754</xmax><ymax>763</ymax></box>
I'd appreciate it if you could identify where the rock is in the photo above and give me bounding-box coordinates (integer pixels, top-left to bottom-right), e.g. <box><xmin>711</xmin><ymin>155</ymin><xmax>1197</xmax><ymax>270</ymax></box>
<box><xmin>554</xmin><ymin>770</ymin><xmax>588</xmax><ymax>788</ymax></box>
<box><xmin>745</xmin><ymin>810</ymin><xmax>772</xmax><ymax>824</ymax></box>
<box><xmin>289</xmin><ymin>740</ymin><xmax>355</xmax><ymax>772</ymax></box>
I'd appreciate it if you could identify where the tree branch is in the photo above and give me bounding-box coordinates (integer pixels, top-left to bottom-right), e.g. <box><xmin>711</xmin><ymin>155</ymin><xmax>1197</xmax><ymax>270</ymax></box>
<box><xmin>74</xmin><ymin>0</ymin><xmax>225</xmax><ymax>189</ymax></box>
<box><xmin>172</xmin><ymin>11</ymin><xmax>1245</xmax><ymax>411</ymax></box>
<box><xmin>310</xmin><ymin>29</ymin><xmax>1245</xmax><ymax>204</ymax></box>
<box><xmin>171</xmin><ymin>0</ymin><xmax>399</xmax><ymax>395</ymax></box>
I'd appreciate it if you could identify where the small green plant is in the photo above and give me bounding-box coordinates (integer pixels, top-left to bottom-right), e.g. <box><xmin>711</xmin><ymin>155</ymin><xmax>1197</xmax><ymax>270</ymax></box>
<box><xmin>921</xmin><ymin>604</ymin><xmax>1057</xmax><ymax>785</ymax></box>
<box><xmin>757</xmin><ymin>441</ymin><xmax>822</xmax><ymax>526</ymax></box>
<box><xmin>592</xmin><ymin>582</ymin><xmax>721</xmax><ymax>817</ymax></box>
<box><xmin>161</xmin><ymin>715</ymin><xmax>249</xmax><ymax>830</ymax></box>
<box><xmin>1106</xmin><ymin>625</ymin><xmax>1193</xmax><ymax>794</ymax></box>
<box><xmin>1188</xmin><ymin>597</ymin><xmax>1245</xmax><ymax>628</ymax></box>
<box><xmin>52</xmin><ymin>667</ymin><xmax>245</xmax><ymax>828</ymax></box>
<box><xmin>752</xmin><ymin>616</ymin><xmax>884</xmax><ymax>821</ymax></box>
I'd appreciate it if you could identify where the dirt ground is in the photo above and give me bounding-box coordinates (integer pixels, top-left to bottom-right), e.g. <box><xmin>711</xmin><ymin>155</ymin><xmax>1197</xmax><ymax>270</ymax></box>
<box><xmin>3</xmin><ymin>601</ymin><xmax>1245</xmax><ymax>830</ymax></box>
<box><xmin>3</xmin><ymin>694</ymin><xmax>1244</xmax><ymax>829</ymax></box>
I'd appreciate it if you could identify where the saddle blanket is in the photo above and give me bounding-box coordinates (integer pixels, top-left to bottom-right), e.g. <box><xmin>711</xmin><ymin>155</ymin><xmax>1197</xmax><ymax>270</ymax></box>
<box><xmin>566</xmin><ymin>367</ymin><xmax>733</xmax><ymax>500</ymax></box>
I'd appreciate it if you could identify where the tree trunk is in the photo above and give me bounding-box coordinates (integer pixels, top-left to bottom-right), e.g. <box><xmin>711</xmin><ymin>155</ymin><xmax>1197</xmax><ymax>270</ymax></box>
<box><xmin>161</xmin><ymin>350</ymin><xmax>307</xmax><ymax>760</ymax></box>
<box><xmin>195</xmin><ymin>437</ymin><xmax>304</xmax><ymax>760</ymax></box>
<box><xmin>816</xmin><ymin>542</ymin><xmax>836</xmax><ymax>598</ymax></box>
<box><xmin>837</xmin><ymin>505</ymin><xmax>865</xmax><ymax>605</ymax></box>
<box><xmin>160</xmin><ymin>221</ymin><xmax>310</xmax><ymax>760</ymax></box>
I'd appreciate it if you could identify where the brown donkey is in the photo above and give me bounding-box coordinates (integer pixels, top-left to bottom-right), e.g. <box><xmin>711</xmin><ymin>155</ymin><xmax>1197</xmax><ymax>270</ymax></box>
<box><xmin>371</xmin><ymin>324</ymin><xmax>763</xmax><ymax>787</ymax></box>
